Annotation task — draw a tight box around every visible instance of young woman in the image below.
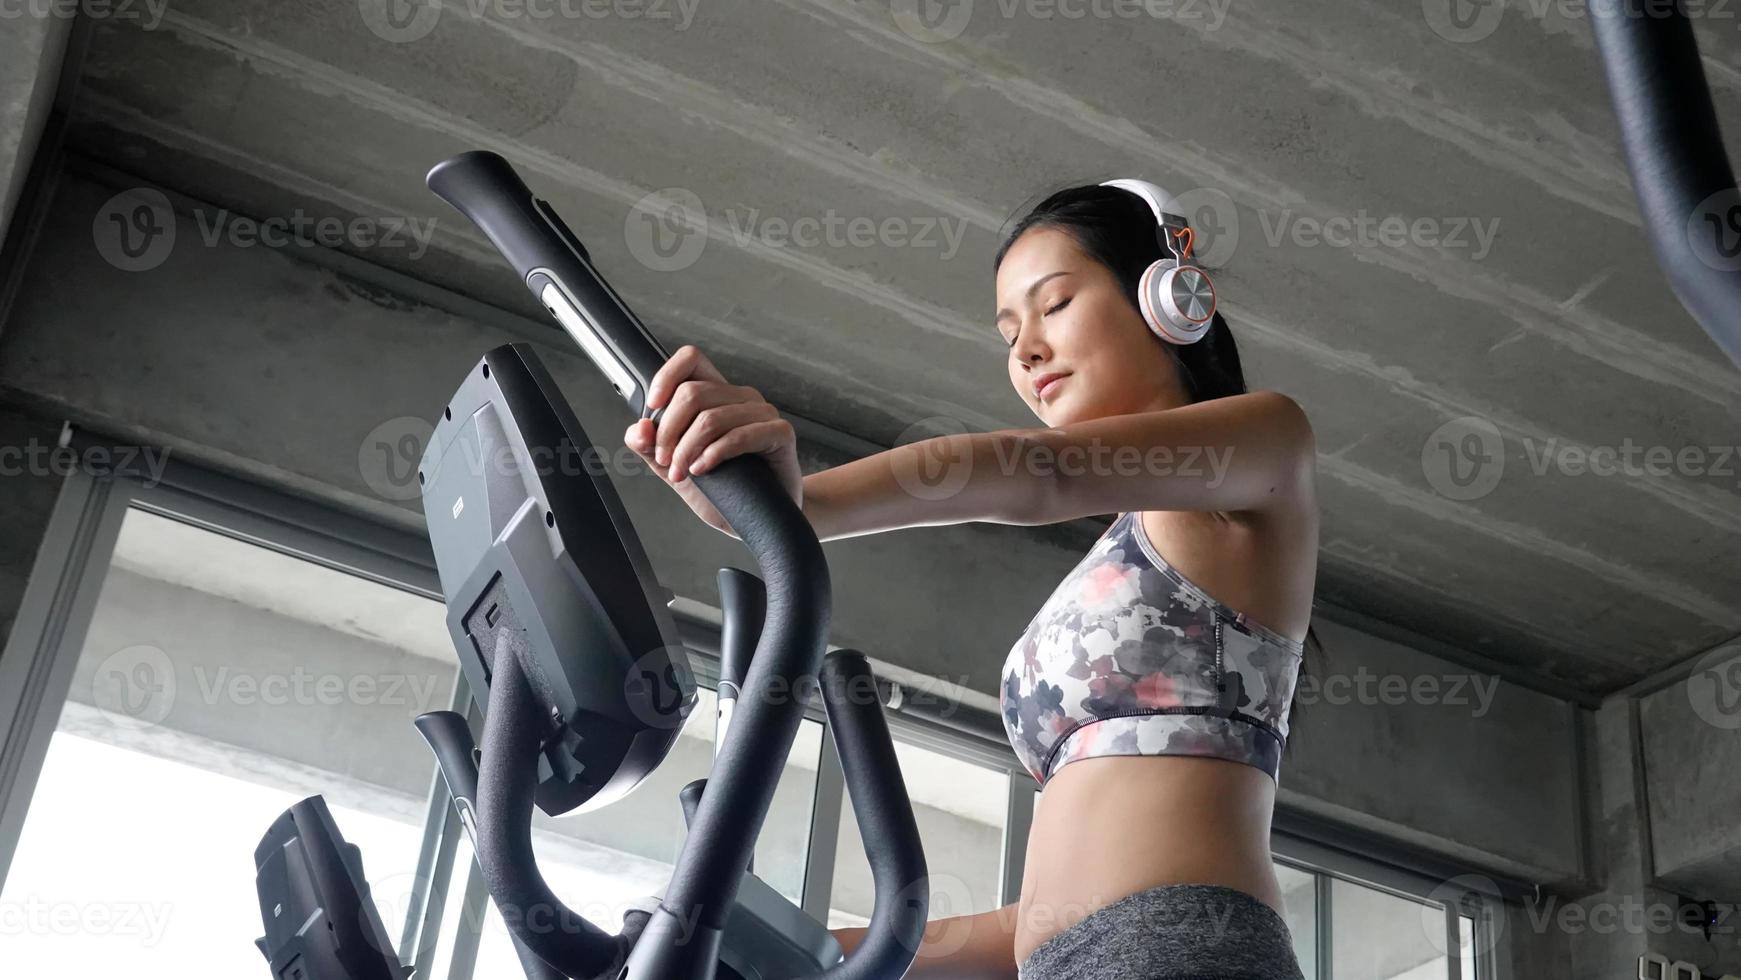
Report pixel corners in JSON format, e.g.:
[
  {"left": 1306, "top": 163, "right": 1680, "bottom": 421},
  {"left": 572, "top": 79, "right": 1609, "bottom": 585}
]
[{"left": 622, "top": 182, "right": 1319, "bottom": 980}]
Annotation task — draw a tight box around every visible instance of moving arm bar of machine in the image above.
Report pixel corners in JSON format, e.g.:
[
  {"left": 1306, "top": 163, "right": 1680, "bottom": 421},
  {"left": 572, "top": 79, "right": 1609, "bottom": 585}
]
[{"left": 1591, "top": 1, "right": 1741, "bottom": 369}]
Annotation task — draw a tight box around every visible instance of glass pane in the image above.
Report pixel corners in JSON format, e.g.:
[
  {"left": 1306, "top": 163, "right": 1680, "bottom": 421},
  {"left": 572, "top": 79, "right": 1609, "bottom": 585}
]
[
  {"left": 466, "top": 685, "right": 825, "bottom": 972},
  {"left": 1275, "top": 861, "right": 1318, "bottom": 980},
  {"left": 757, "top": 717, "right": 823, "bottom": 905},
  {"left": 1457, "top": 915, "right": 1477, "bottom": 980},
  {"left": 0, "top": 508, "right": 457, "bottom": 978},
  {"left": 829, "top": 742, "right": 1009, "bottom": 928},
  {"left": 1330, "top": 878, "right": 1449, "bottom": 980}
]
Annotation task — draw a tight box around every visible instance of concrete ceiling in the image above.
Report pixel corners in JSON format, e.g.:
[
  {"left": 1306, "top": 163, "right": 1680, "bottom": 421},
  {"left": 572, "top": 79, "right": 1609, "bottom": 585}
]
[{"left": 50, "top": 0, "right": 1741, "bottom": 696}]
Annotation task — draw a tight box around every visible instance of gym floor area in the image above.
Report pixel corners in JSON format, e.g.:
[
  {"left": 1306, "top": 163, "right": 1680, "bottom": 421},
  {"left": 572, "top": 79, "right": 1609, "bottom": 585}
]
[{"left": 0, "top": 3, "right": 1738, "bottom": 980}]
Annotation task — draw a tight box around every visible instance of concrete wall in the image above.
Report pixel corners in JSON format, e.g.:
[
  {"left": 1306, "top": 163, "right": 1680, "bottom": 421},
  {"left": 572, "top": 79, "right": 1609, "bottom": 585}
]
[
  {"left": 0, "top": 10, "right": 71, "bottom": 240},
  {"left": 1457, "top": 694, "right": 1741, "bottom": 980},
  {"left": 1281, "top": 617, "right": 1582, "bottom": 886},
  {"left": 1640, "top": 659, "right": 1741, "bottom": 904},
  {"left": 1562, "top": 701, "right": 1741, "bottom": 980}
]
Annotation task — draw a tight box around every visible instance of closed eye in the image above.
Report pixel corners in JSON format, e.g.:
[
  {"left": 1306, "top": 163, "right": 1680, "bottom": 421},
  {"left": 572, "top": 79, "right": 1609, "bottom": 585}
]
[{"left": 1004, "top": 298, "right": 1072, "bottom": 348}]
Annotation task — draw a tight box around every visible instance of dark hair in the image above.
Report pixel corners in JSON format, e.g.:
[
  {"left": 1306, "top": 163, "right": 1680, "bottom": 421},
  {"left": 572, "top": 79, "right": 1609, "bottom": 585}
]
[
  {"left": 993, "top": 182, "right": 1247, "bottom": 405},
  {"left": 996, "top": 181, "right": 1322, "bottom": 743}
]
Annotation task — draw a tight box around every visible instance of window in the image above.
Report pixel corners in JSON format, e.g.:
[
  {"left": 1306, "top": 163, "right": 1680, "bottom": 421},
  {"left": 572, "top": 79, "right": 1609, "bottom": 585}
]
[
  {"left": 1276, "top": 860, "right": 1319, "bottom": 980},
  {"left": 0, "top": 508, "right": 457, "bottom": 978},
  {"left": 829, "top": 742, "right": 1009, "bottom": 929},
  {"left": 1331, "top": 877, "right": 1450, "bottom": 980},
  {"left": 1457, "top": 915, "right": 1478, "bottom": 980}
]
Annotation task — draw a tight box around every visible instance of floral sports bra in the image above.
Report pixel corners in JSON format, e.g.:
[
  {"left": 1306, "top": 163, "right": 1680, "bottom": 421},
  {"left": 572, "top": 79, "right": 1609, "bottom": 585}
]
[{"left": 999, "top": 511, "right": 1304, "bottom": 788}]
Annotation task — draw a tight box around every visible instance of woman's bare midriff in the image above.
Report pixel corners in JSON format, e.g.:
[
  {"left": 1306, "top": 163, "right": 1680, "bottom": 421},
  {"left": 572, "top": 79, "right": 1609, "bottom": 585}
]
[{"left": 1012, "top": 753, "right": 1284, "bottom": 967}]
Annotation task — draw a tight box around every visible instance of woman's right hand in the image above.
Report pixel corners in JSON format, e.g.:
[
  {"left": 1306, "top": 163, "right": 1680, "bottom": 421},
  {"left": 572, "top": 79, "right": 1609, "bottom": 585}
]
[{"left": 621, "top": 345, "right": 802, "bottom": 538}]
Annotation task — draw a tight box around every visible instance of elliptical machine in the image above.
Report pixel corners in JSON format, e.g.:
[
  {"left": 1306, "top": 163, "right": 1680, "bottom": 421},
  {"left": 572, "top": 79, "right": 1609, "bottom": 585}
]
[{"left": 252, "top": 153, "right": 929, "bottom": 980}]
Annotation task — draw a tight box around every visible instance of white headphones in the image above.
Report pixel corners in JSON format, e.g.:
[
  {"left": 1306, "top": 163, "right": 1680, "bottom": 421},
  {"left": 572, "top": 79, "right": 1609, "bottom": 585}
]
[{"left": 1099, "top": 179, "right": 1217, "bottom": 345}]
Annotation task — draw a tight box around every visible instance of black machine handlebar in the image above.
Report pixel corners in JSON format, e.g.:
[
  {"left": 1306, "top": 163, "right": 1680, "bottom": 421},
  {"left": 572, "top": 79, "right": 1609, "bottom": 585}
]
[
  {"left": 426, "top": 150, "right": 927, "bottom": 980},
  {"left": 426, "top": 152, "right": 671, "bottom": 420},
  {"left": 413, "top": 713, "right": 573, "bottom": 980},
  {"left": 1590, "top": 3, "right": 1741, "bottom": 369}
]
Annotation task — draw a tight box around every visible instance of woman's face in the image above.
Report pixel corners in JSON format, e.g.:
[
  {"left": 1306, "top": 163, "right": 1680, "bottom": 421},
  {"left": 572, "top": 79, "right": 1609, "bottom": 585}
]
[{"left": 994, "top": 226, "right": 1185, "bottom": 426}]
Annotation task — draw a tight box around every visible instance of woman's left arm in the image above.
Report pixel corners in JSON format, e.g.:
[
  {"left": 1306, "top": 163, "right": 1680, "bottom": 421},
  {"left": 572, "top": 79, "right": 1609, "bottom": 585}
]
[{"left": 1011, "top": 389, "right": 1316, "bottom": 524}]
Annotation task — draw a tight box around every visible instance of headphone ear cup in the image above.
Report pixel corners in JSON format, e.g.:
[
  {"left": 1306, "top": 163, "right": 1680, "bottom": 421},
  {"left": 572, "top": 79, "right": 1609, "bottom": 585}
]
[{"left": 1137, "top": 259, "right": 1217, "bottom": 345}]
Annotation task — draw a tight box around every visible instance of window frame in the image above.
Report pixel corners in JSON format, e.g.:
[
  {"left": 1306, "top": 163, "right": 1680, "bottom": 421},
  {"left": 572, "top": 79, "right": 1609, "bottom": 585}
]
[{"left": 1272, "top": 831, "right": 1505, "bottom": 980}]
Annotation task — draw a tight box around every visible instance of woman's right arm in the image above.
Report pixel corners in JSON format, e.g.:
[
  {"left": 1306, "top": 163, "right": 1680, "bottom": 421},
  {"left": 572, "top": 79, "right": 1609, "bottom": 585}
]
[
  {"left": 620, "top": 345, "right": 1051, "bottom": 543},
  {"left": 800, "top": 429, "right": 1054, "bottom": 543},
  {"left": 831, "top": 902, "right": 1020, "bottom": 979}
]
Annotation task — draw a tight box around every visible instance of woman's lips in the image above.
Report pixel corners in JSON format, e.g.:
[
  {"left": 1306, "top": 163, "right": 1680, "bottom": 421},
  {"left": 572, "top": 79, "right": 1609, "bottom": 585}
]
[{"left": 1037, "top": 375, "right": 1067, "bottom": 400}]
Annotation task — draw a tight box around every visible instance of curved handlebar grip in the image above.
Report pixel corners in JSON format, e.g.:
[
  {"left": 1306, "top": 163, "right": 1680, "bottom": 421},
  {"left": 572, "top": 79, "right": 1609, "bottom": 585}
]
[
  {"left": 1590, "top": 6, "right": 1741, "bottom": 369},
  {"left": 812, "top": 650, "right": 927, "bottom": 980},
  {"left": 474, "top": 643, "right": 628, "bottom": 979},
  {"left": 414, "top": 711, "right": 570, "bottom": 980},
  {"left": 426, "top": 150, "right": 673, "bottom": 419}
]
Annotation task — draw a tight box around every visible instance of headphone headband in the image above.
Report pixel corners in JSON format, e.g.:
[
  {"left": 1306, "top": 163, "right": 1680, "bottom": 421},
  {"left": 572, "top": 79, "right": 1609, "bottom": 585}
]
[
  {"left": 1100, "top": 178, "right": 1194, "bottom": 262},
  {"left": 1097, "top": 178, "right": 1217, "bottom": 345}
]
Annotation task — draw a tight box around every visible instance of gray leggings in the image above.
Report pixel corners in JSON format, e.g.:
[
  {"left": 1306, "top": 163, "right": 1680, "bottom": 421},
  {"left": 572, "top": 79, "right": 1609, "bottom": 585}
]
[{"left": 1016, "top": 883, "right": 1307, "bottom": 980}]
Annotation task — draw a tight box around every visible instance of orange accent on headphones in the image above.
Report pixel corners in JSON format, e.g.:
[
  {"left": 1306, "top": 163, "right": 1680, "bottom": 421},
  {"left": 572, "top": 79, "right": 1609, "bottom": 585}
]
[{"left": 1171, "top": 227, "right": 1197, "bottom": 261}]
